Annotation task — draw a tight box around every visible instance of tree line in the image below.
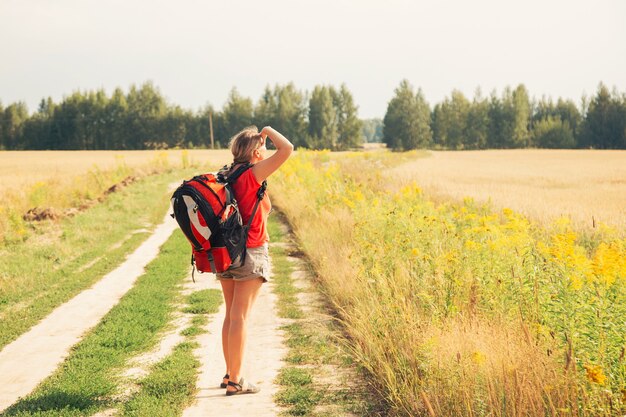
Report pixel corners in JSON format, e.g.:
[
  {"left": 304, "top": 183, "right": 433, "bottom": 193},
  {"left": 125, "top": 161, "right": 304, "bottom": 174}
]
[
  {"left": 383, "top": 80, "right": 626, "bottom": 150},
  {"left": 0, "top": 82, "right": 366, "bottom": 151},
  {"left": 1, "top": 80, "right": 624, "bottom": 151}
]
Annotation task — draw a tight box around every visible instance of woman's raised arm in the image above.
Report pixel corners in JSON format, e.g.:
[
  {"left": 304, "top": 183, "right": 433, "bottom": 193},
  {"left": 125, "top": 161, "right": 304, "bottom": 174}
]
[{"left": 251, "top": 126, "right": 293, "bottom": 183}]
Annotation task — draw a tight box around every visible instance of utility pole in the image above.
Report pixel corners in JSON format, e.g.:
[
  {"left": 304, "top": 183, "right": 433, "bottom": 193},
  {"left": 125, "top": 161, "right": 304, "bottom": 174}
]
[{"left": 209, "top": 112, "right": 215, "bottom": 149}]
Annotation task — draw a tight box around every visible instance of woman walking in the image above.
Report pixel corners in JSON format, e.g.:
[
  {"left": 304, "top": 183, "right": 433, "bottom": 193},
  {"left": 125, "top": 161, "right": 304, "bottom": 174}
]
[{"left": 217, "top": 126, "right": 293, "bottom": 396}]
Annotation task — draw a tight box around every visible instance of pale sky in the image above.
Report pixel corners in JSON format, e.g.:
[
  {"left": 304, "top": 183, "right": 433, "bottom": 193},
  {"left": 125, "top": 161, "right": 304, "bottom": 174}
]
[{"left": 1, "top": 0, "right": 625, "bottom": 119}]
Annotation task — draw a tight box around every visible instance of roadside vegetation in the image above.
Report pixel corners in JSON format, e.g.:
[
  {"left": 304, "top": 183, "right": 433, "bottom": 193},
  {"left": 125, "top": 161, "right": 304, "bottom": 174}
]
[
  {"left": 1, "top": 230, "right": 222, "bottom": 417},
  {"left": 268, "top": 215, "right": 378, "bottom": 416},
  {"left": 0, "top": 153, "right": 217, "bottom": 350},
  {"left": 271, "top": 151, "right": 626, "bottom": 417}
]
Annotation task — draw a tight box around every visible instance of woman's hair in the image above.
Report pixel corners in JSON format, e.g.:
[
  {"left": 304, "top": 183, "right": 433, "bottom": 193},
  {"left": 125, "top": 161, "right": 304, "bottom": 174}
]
[{"left": 229, "top": 126, "right": 264, "bottom": 163}]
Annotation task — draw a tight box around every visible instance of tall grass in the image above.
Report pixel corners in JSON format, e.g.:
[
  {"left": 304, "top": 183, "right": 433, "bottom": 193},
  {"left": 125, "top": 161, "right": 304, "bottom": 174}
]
[
  {"left": 270, "top": 151, "right": 626, "bottom": 416},
  {"left": 0, "top": 149, "right": 226, "bottom": 243}
]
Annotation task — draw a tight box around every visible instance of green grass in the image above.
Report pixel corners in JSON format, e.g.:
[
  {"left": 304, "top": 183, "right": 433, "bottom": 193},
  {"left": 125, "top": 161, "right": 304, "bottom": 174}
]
[
  {"left": 121, "top": 342, "right": 200, "bottom": 417},
  {"left": 268, "top": 214, "right": 377, "bottom": 417},
  {"left": 120, "top": 289, "right": 221, "bottom": 417},
  {"left": 0, "top": 169, "right": 200, "bottom": 351},
  {"left": 275, "top": 368, "right": 320, "bottom": 416},
  {"left": 182, "top": 289, "right": 222, "bottom": 314},
  {"left": 1, "top": 230, "right": 194, "bottom": 416}
]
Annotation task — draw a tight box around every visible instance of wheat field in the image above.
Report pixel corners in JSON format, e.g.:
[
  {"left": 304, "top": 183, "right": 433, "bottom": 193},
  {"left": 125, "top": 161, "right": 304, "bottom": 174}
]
[
  {"left": 0, "top": 149, "right": 231, "bottom": 191},
  {"left": 387, "top": 149, "right": 626, "bottom": 231}
]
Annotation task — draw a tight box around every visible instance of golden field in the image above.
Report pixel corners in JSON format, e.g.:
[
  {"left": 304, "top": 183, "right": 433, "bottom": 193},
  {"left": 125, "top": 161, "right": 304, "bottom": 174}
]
[
  {"left": 1, "top": 148, "right": 625, "bottom": 415},
  {"left": 2, "top": 148, "right": 623, "bottom": 232},
  {"left": 0, "top": 149, "right": 231, "bottom": 242},
  {"left": 0, "top": 149, "right": 231, "bottom": 191},
  {"left": 387, "top": 149, "right": 626, "bottom": 231}
]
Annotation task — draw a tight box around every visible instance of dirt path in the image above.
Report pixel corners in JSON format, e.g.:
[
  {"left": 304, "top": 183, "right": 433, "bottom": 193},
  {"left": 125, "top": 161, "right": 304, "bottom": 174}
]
[
  {"left": 0, "top": 210, "right": 178, "bottom": 413},
  {"left": 182, "top": 251, "right": 289, "bottom": 417}
]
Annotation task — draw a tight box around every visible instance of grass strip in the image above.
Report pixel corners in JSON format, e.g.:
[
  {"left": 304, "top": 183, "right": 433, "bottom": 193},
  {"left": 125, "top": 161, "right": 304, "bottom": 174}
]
[
  {"left": 268, "top": 214, "right": 376, "bottom": 417},
  {"left": 120, "top": 289, "right": 222, "bottom": 417},
  {"left": 0, "top": 168, "right": 199, "bottom": 350},
  {"left": 1, "top": 230, "right": 192, "bottom": 416}
]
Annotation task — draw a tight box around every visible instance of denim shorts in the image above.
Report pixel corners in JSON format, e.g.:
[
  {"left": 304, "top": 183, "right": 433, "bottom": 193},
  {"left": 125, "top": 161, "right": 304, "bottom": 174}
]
[{"left": 216, "top": 244, "right": 270, "bottom": 283}]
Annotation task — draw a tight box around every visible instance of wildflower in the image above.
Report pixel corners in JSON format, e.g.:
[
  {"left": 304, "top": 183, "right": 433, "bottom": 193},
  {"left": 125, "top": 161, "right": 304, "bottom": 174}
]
[
  {"left": 583, "top": 364, "right": 606, "bottom": 385},
  {"left": 470, "top": 351, "right": 486, "bottom": 365},
  {"left": 568, "top": 274, "right": 583, "bottom": 290},
  {"left": 341, "top": 197, "right": 355, "bottom": 209},
  {"left": 464, "top": 240, "right": 479, "bottom": 250},
  {"left": 592, "top": 241, "right": 624, "bottom": 286},
  {"left": 411, "top": 248, "right": 420, "bottom": 257}
]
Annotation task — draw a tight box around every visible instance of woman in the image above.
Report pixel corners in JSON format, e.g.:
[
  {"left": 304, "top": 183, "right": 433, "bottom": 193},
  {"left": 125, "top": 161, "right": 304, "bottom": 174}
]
[{"left": 216, "top": 126, "right": 293, "bottom": 396}]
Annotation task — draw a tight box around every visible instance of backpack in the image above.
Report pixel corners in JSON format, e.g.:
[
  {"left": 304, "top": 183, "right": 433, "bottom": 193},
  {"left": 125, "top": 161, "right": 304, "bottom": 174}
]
[{"left": 170, "top": 163, "right": 266, "bottom": 281}]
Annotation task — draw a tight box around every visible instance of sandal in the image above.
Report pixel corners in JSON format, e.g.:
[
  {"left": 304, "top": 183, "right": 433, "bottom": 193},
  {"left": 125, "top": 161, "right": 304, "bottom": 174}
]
[
  {"left": 225, "top": 377, "right": 260, "bottom": 396},
  {"left": 220, "top": 373, "right": 230, "bottom": 389}
]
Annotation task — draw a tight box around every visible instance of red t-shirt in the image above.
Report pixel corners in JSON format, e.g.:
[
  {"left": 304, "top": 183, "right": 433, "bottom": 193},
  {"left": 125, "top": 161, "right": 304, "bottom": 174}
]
[{"left": 232, "top": 168, "right": 271, "bottom": 248}]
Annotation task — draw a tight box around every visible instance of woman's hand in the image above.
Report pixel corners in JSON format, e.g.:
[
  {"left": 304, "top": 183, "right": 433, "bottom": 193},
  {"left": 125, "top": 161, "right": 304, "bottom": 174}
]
[
  {"left": 260, "top": 126, "right": 272, "bottom": 141},
  {"left": 251, "top": 126, "right": 293, "bottom": 183}
]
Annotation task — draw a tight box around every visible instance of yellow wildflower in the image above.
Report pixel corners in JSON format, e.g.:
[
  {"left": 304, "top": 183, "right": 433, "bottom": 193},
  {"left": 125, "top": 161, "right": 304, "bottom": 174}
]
[
  {"left": 342, "top": 197, "right": 355, "bottom": 209},
  {"left": 464, "top": 240, "right": 479, "bottom": 250},
  {"left": 470, "top": 351, "right": 486, "bottom": 365},
  {"left": 592, "top": 241, "right": 625, "bottom": 286},
  {"left": 568, "top": 274, "right": 583, "bottom": 290},
  {"left": 583, "top": 364, "right": 606, "bottom": 385}
]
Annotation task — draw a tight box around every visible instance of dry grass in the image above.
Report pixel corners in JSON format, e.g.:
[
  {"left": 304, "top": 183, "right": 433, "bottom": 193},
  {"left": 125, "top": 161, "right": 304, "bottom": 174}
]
[
  {"left": 0, "top": 149, "right": 231, "bottom": 191},
  {"left": 386, "top": 149, "right": 626, "bottom": 231},
  {"left": 271, "top": 151, "right": 626, "bottom": 416},
  {"left": 0, "top": 149, "right": 232, "bottom": 242}
]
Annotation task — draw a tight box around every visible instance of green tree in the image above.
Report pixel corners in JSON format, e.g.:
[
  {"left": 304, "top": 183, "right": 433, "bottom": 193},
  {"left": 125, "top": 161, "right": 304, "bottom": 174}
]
[
  {"left": 0, "top": 101, "right": 4, "bottom": 149},
  {"left": 383, "top": 80, "right": 431, "bottom": 150},
  {"left": 307, "top": 85, "right": 338, "bottom": 149},
  {"left": 511, "top": 84, "right": 531, "bottom": 147},
  {"left": 555, "top": 98, "right": 581, "bottom": 140},
  {"left": 22, "top": 97, "right": 56, "bottom": 149},
  {"left": 465, "top": 88, "right": 490, "bottom": 149},
  {"left": 103, "top": 88, "right": 129, "bottom": 149},
  {"left": 580, "top": 83, "right": 626, "bottom": 149},
  {"left": 431, "top": 89, "right": 469, "bottom": 149},
  {"left": 334, "top": 84, "right": 363, "bottom": 150},
  {"left": 2, "top": 102, "right": 30, "bottom": 149},
  {"left": 255, "top": 83, "right": 307, "bottom": 147},
  {"left": 533, "top": 117, "right": 576, "bottom": 148},
  {"left": 221, "top": 87, "right": 254, "bottom": 145},
  {"left": 487, "top": 88, "right": 515, "bottom": 148},
  {"left": 126, "top": 82, "right": 167, "bottom": 149},
  {"left": 532, "top": 96, "right": 581, "bottom": 148}
]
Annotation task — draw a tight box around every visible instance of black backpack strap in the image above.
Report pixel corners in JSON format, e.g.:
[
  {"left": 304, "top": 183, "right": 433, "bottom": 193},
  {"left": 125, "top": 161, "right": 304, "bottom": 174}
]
[
  {"left": 239, "top": 180, "right": 268, "bottom": 267},
  {"left": 246, "top": 180, "right": 267, "bottom": 230},
  {"left": 191, "top": 253, "right": 196, "bottom": 283},
  {"left": 225, "top": 163, "right": 252, "bottom": 184}
]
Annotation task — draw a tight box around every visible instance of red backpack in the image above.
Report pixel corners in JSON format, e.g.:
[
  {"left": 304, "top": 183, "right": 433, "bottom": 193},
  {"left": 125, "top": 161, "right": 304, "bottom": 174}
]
[{"left": 170, "top": 163, "right": 266, "bottom": 281}]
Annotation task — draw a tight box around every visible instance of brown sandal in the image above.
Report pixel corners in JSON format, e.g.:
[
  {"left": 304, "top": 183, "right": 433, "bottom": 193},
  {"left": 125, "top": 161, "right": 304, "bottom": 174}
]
[{"left": 225, "top": 377, "right": 260, "bottom": 396}]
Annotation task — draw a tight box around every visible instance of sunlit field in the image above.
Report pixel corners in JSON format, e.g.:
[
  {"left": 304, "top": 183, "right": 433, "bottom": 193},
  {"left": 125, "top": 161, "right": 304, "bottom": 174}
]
[
  {"left": 387, "top": 149, "right": 626, "bottom": 231},
  {"left": 0, "top": 149, "right": 230, "bottom": 190},
  {"left": 2, "top": 148, "right": 626, "bottom": 416},
  {"left": 271, "top": 150, "right": 626, "bottom": 417},
  {"left": 0, "top": 149, "right": 230, "bottom": 242}
]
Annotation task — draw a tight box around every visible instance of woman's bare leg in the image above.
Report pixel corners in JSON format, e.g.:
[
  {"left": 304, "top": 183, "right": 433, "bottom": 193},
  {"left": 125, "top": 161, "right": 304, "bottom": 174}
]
[
  {"left": 226, "top": 277, "right": 263, "bottom": 391},
  {"left": 219, "top": 279, "right": 236, "bottom": 385}
]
